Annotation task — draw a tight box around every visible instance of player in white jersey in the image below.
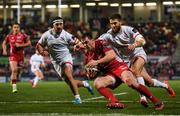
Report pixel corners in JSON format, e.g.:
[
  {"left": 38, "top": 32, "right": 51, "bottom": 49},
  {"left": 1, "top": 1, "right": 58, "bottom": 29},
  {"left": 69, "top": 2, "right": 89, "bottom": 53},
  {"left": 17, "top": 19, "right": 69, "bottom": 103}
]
[
  {"left": 29, "top": 50, "right": 45, "bottom": 88},
  {"left": 99, "top": 14, "right": 175, "bottom": 107},
  {"left": 36, "top": 17, "right": 94, "bottom": 104}
]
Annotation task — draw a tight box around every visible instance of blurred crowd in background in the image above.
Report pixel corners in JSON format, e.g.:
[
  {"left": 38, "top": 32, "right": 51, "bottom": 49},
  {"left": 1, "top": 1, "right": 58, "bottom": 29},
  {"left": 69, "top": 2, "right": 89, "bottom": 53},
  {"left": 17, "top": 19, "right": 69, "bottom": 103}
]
[{"left": 0, "top": 17, "right": 180, "bottom": 80}]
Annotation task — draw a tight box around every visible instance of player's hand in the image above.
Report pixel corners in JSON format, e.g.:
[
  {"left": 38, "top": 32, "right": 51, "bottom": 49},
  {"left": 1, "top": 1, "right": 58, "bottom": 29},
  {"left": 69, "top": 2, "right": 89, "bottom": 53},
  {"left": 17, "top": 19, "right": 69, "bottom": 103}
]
[
  {"left": 128, "top": 44, "right": 136, "bottom": 50},
  {"left": 15, "top": 43, "right": 23, "bottom": 48},
  {"left": 85, "top": 65, "right": 98, "bottom": 79},
  {"left": 86, "top": 60, "right": 98, "bottom": 68},
  {"left": 42, "top": 50, "right": 49, "bottom": 56},
  {"left": 2, "top": 50, "right": 7, "bottom": 55}
]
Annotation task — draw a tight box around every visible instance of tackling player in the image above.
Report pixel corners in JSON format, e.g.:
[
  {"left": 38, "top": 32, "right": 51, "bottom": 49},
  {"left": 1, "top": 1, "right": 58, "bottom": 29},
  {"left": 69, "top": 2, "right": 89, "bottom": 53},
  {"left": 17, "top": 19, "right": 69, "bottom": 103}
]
[
  {"left": 99, "top": 14, "right": 175, "bottom": 106},
  {"left": 36, "top": 17, "right": 93, "bottom": 104},
  {"left": 29, "top": 50, "right": 45, "bottom": 88},
  {"left": 2, "top": 23, "right": 31, "bottom": 93},
  {"left": 82, "top": 37, "right": 164, "bottom": 110}
]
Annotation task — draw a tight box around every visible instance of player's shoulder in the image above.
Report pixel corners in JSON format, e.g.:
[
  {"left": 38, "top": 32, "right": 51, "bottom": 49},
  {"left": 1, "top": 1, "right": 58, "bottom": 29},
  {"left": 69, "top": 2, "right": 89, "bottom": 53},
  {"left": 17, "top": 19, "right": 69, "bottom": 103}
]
[
  {"left": 98, "top": 33, "right": 111, "bottom": 40},
  {"left": 61, "top": 29, "right": 73, "bottom": 37},
  {"left": 45, "top": 29, "right": 51, "bottom": 35},
  {"left": 121, "top": 25, "right": 139, "bottom": 33},
  {"left": 41, "top": 29, "right": 52, "bottom": 38},
  {"left": 6, "top": 32, "right": 13, "bottom": 37},
  {"left": 121, "top": 25, "right": 134, "bottom": 31},
  {"left": 19, "top": 32, "right": 28, "bottom": 38},
  {"left": 95, "top": 39, "right": 109, "bottom": 46}
]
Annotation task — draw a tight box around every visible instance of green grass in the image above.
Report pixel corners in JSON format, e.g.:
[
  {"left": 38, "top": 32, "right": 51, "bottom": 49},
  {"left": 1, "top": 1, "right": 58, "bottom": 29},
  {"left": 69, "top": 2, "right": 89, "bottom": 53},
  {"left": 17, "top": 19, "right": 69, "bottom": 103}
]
[{"left": 0, "top": 80, "right": 180, "bottom": 115}]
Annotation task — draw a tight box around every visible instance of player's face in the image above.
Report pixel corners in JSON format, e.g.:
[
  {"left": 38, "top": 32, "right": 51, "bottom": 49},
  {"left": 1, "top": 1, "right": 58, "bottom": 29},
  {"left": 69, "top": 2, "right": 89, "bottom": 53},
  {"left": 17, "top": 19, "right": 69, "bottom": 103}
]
[
  {"left": 110, "top": 19, "right": 121, "bottom": 33},
  {"left": 83, "top": 39, "right": 94, "bottom": 51},
  {"left": 53, "top": 22, "right": 63, "bottom": 33},
  {"left": 12, "top": 24, "right": 20, "bottom": 34}
]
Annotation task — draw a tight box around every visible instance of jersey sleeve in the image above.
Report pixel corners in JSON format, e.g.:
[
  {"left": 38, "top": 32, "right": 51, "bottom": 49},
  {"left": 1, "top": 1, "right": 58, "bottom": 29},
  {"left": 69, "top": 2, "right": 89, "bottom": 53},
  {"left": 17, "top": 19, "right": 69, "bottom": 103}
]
[
  {"left": 96, "top": 40, "right": 112, "bottom": 53},
  {"left": 65, "top": 32, "right": 76, "bottom": 44},
  {"left": 98, "top": 33, "right": 111, "bottom": 41},
  {"left": 23, "top": 33, "right": 29, "bottom": 41},
  {"left": 38, "top": 33, "right": 47, "bottom": 47},
  {"left": 102, "top": 40, "right": 112, "bottom": 53}
]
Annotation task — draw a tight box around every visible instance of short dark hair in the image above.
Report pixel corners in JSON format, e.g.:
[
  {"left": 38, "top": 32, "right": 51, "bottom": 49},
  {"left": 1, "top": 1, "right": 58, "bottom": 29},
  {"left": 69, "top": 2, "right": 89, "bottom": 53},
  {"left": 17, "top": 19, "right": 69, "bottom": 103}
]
[
  {"left": 51, "top": 16, "right": 63, "bottom": 26},
  {"left": 13, "top": 22, "right": 20, "bottom": 26},
  {"left": 109, "top": 14, "right": 122, "bottom": 21}
]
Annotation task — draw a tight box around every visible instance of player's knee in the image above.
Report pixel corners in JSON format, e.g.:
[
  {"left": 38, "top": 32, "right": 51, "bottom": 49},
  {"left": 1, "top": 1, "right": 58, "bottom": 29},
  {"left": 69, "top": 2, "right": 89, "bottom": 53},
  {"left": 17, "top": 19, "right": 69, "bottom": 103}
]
[
  {"left": 131, "top": 68, "right": 142, "bottom": 76},
  {"left": 94, "top": 78, "right": 104, "bottom": 89},
  {"left": 123, "top": 76, "right": 133, "bottom": 86},
  {"left": 11, "top": 68, "right": 18, "bottom": 74}
]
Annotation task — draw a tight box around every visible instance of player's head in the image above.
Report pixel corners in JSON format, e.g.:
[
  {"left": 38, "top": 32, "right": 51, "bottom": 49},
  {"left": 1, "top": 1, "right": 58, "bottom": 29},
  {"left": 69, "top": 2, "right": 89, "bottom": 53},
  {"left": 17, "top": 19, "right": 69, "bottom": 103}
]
[
  {"left": 12, "top": 22, "right": 20, "bottom": 34},
  {"left": 82, "top": 36, "right": 95, "bottom": 51},
  {"left": 51, "top": 17, "right": 63, "bottom": 33},
  {"left": 109, "top": 14, "right": 122, "bottom": 33}
]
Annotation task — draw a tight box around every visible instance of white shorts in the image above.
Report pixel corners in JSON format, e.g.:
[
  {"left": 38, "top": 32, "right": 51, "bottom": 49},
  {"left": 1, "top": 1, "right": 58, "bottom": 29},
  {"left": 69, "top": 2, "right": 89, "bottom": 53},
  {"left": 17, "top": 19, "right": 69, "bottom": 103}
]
[
  {"left": 52, "top": 55, "right": 73, "bottom": 78},
  {"left": 31, "top": 65, "right": 41, "bottom": 73},
  {"left": 120, "top": 47, "right": 147, "bottom": 67},
  {"left": 131, "top": 47, "right": 147, "bottom": 63}
]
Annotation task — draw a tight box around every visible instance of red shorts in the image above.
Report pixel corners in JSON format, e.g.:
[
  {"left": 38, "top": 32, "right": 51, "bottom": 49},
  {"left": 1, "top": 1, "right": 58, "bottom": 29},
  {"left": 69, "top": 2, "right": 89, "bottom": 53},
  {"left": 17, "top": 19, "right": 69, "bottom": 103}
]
[
  {"left": 107, "top": 75, "right": 123, "bottom": 90},
  {"left": 9, "top": 54, "right": 24, "bottom": 66},
  {"left": 106, "top": 63, "right": 129, "bottom": 89},
  {"left": 108, "top": 63, "right": 129, "bottom": 78}
]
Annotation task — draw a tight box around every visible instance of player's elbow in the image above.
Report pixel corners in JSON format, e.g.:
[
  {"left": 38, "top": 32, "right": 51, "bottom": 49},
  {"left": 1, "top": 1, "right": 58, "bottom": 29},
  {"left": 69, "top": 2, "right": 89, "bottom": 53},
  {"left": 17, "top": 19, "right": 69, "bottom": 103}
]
[
  {"left": 106, "top": 50, "right": 116, "bottom": 60},
  {"left": 109, "top": 51, "right": 116, "bottom": 60},
  {"left": 28, "top": 41, "right": 32, "bottom": 46}
]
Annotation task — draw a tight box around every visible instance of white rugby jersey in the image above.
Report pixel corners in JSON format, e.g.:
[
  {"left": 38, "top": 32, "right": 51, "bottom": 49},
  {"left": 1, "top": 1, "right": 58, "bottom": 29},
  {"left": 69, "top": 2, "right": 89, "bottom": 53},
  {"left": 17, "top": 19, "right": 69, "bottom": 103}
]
[
  {"left": 38, "top": 29, "right": 75, "bottom": 63},
  {"left": 99, "top": 25, "right": 146, "bottom": 59},
  {"left": 30, "top": 53, "right": 44, "bottom": 69}
]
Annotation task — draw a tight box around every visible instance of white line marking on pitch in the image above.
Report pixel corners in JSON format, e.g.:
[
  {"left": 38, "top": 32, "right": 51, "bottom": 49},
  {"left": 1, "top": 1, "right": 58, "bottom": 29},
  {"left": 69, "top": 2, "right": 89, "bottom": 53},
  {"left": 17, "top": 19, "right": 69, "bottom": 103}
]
[
  {"left": 83, "top": 92, "right": 127, "bottom": 101},
  {"left": 0, "top": 91, "right": 179, "bottom": 104}
]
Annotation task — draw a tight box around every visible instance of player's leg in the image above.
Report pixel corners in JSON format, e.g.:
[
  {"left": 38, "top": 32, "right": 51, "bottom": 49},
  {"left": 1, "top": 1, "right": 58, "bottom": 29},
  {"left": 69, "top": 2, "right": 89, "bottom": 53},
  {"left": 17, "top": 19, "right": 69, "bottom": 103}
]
[
  {"left": 121, "top": 70, "right": 164, "bottom": 110},
  {"left": 141, "top": 67, "right": 175, "bottom": 97},
  {"left": 63, "top": 64, "right": 82, "bottom": 104},
  {"left": 130, "top": 57, "right": 148, "bottom": 106},
  {"left": 9, "top": 61, "right": 18, "bottom": 93},
  {"left": 75, "top": 80, "right": 94, "bottom": 95},
  {"left": 94, "top": 75, "right": 125, "bottom": 109},
  {"left": 31, "top": 70, "right": 44, "bottom": 88}
]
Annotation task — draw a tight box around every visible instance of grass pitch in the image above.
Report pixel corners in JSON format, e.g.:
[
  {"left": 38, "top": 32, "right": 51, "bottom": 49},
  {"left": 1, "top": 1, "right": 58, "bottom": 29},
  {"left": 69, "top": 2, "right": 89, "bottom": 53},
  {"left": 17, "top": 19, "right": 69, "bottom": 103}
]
[{"left": 0, "top": 80, "right": 180, "bottom": 115}]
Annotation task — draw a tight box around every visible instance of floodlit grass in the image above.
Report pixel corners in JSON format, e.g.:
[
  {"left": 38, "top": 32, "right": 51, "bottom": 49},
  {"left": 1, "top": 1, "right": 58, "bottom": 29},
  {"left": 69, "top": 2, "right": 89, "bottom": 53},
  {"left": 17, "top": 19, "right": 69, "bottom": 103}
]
[{"left": 0, "top": 80, "right": 180, "bottom": 115}]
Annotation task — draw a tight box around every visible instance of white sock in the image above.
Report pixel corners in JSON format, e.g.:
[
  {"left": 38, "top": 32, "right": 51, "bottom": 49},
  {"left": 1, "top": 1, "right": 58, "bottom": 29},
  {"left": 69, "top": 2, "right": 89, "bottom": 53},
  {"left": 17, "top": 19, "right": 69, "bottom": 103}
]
[
  {"left": 75, "top": 94, "right": 81, "bottom": 99},
  {"left": 82, "top": 81, "right": 89, "bottom": 87},
  {"left": 152, "top": 79, "right": 168, "bottom": 89},
  {"left": 137, "top": 77, "right": 146, "bottom": 99},
  {"left": 12, "top": 84, "right": 17, "bottom": 90},
  {"left": 137, "top": 77, "right": 145, "bottom": 85},
  {"left": 33, "top": 77, "right": 40, "bottom": 85}
]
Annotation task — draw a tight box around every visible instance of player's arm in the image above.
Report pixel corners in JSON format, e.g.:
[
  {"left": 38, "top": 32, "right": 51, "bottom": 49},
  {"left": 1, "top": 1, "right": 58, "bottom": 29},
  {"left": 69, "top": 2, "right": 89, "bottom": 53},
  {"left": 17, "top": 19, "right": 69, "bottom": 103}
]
[
  {"left": 2, "top": 36, "right": 8, "bottom": 55},
  {"left": 36, "top": 43, "right": 49, "bottom": 56},
  {"left": 40, "top": 57, "right": 46, "bottom": 68},
  {"left": 15, "top": 36, "right": 31, "bottom": 48},
  {"left": 128, "top": 36, "right": 146, "bottom": 50},
  {"left": 36, "top": 33, "right": 49, "bottom": 56},
  {"left": 23, "top": 37, "right": 31, "bottom": 47},
  {"left": 67, "top": 35, "right": 84, "bottom": 51},
  {"left": 86, "top": 50, "right": 116, "bottom": 68},
  {"left": 128, "top": 28, "right": 146, "bottom": 50}
]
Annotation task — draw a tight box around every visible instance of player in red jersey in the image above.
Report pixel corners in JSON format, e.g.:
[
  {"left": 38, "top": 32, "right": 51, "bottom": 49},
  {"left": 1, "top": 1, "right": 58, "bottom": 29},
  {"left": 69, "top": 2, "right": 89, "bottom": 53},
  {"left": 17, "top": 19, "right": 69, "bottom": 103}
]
[
  {"left": 2, "top": 23, "right": 31, "bottom": 93},
  {"left": 82, "top": 37, "right": 164, "bottom": 110}
]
